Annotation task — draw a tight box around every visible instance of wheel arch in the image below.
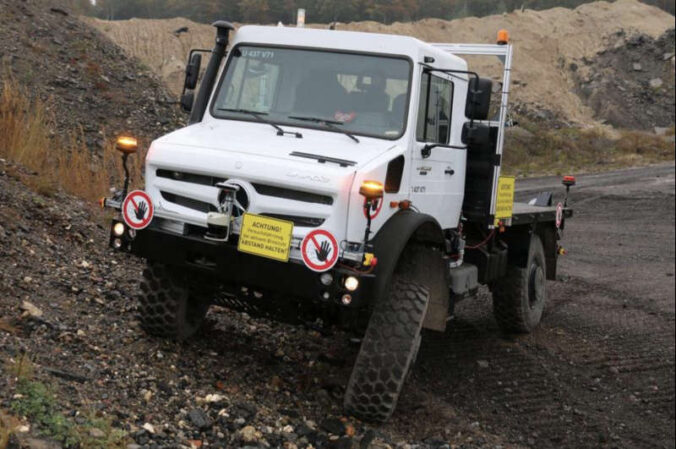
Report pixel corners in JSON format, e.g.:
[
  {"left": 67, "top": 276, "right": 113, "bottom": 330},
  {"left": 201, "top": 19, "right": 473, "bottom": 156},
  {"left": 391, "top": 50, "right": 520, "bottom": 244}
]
[{"left": 370, "top": 210, "right": 444, "bottom": 304}]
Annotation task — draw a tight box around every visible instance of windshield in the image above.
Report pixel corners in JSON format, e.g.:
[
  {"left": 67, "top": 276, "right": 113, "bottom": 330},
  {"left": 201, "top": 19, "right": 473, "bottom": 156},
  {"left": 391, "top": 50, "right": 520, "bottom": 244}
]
[{"left": 211, "top": 45, "right": 412, "bottom": 140}]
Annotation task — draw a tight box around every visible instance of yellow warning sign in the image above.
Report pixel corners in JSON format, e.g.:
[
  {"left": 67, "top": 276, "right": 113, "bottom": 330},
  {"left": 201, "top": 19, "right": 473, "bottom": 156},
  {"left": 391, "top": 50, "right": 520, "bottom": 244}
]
[
  {"left": 494, "top": 176, "right": 515, "bottom": 225},
  {"left": 238, "top": 213, "right": 294, "bottom": 262}
]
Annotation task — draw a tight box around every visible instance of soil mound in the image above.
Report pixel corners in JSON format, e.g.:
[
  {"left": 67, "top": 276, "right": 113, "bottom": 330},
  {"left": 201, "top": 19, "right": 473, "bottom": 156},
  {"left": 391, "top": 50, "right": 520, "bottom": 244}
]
[
  {"left": 573, "top": 28, "right": 675, "bottom": 130},
  {"left": 0, "top": 0, "right": 182, "bottom": 149}
]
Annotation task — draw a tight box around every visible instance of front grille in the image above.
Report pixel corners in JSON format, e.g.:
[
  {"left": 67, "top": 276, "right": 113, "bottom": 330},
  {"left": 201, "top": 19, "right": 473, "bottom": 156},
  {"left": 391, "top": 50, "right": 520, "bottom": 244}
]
[
  {"left": 161, "top": 192, "right": 216, "bottom": 213},
  {"left": 156, "top": 168, "right": 331, "bottom": 228},
  {"left": 157, "top": 169, "right": 225, "bottom": 186},
  {"left": 261, "top": 214, "right": 325, "bottom": 228},
  {"left": 252, "top": 183, "right": 333, "bottom": 205},
  {"left": 156, "top": 169, "right": 333, "bottom": 205}
]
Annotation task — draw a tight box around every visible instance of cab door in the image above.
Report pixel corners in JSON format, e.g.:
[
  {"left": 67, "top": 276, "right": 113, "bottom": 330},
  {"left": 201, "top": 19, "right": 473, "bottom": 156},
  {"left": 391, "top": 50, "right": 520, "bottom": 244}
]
[{"left": 410, "top": 70, "right": 465, "bottom": 229}]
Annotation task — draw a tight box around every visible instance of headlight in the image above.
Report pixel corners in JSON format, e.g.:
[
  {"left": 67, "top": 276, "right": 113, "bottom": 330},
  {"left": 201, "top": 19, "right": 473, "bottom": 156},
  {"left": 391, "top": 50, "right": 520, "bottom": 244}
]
[
  {"left": 344, "top": 276, "right": 359, "bottom": 292},
  {"left": 113, "top": 222, "right": 126, "bottom": 237}
]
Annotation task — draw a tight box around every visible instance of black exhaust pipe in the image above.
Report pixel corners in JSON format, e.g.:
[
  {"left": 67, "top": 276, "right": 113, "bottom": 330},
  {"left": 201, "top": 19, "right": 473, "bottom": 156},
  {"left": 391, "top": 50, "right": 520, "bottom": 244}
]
[{"left": 189, "top": 20, "right": 235, "bottom": 125}]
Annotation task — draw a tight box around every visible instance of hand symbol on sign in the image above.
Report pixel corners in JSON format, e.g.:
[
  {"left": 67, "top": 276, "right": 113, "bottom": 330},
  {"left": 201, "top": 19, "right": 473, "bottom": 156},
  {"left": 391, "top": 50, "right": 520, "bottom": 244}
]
[
  {"left": 315, "top": 241, "right": 332, "bottom": 262},
  {"left": 134, "top": 201, "right": 148, "bottom": 220}
]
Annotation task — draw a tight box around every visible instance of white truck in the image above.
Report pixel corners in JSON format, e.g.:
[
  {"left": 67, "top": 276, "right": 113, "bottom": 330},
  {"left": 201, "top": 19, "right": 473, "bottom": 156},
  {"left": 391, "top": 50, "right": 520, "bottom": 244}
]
[{"left": 102, "top": 22, "right": 574, "bottom": 422}]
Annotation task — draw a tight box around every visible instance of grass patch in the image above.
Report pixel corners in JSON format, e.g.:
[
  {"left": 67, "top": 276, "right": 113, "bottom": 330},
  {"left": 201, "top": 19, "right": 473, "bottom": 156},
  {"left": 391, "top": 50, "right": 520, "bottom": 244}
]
[
  {"left": 503, "top": 120, "right": 674, "bottom": 177},
  {"left": 0, "top": 411, "right": 20, "bottom": 449},
  {"left": 5, "top": 355, "right": 127, "bottom": 449},
  {"left": 10, "top": 380, "right": 128, "bottom": 449},
  {"left": 0, "top": 77, "right": 143, "bottom": 201}
]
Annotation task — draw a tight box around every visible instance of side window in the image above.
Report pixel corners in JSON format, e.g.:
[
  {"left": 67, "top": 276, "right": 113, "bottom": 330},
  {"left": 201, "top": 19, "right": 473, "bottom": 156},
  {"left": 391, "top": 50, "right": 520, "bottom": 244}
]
[{"left": 416, "top": 72, "right": 453, "bottom": 143}]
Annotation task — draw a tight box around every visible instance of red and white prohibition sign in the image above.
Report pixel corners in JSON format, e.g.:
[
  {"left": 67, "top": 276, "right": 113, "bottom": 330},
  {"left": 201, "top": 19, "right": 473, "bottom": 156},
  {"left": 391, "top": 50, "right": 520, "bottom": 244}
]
[
  {"left": 301, "top": 229, "right": 339, "bottom": 272},
  {"left": 363, "top": 197, "right": 383, "bottom": 220},
  {"left": 122, "top": 190, "right": 154, "bottom": 230}
]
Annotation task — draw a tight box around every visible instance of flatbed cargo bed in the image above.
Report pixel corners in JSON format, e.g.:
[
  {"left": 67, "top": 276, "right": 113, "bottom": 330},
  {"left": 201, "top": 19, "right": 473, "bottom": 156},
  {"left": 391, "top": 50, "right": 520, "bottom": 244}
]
[{"left": 510, "top": 202, "right": 573, "bottom": 225}]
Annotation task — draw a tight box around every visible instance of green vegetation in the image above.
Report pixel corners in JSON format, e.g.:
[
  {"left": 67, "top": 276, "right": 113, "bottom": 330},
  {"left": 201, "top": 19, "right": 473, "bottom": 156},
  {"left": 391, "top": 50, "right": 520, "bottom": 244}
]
[
  {"left": 4, "top": 355, "right": 128, "bottom": 449},
  {"left": 66, "top": 0, "right": 674, "bottom": 24},
  {"left": 503, "top": 120, "right": 675, "bottom": 177}
]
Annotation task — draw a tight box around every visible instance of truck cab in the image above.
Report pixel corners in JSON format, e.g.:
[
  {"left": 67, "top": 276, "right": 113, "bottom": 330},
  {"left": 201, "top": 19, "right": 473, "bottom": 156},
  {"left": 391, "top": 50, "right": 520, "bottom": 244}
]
[{"left": 103, "top": 22, "right": 573, "bottom": 423}]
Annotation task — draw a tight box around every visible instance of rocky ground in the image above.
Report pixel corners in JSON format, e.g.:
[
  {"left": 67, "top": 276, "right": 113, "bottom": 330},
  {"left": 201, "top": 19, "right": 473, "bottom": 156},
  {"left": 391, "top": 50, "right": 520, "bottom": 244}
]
[
  {"left": 573, "top": 28, "right": 676, "bottom": 130},
  {"left": 0, "top": 159, "right": 504, "bottom": 449},
  {"left": 1, "top": 160, "right": 674, "bottom": 449},
  {"left": 0, "top": 0, "right": 183, "bottom": 150}
]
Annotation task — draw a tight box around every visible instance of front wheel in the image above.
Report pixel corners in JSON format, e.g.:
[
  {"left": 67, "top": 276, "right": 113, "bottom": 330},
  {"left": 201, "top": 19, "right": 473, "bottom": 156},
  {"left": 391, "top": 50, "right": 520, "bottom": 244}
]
[
  {"left": 343, "top": 277, "right": 430, "bottom": 422},
  {"left": 492, "top": 234, "right": 547, "bottom": 333},
  {"left": 137, "top": 262, "right": 211, "bottom": 340}
]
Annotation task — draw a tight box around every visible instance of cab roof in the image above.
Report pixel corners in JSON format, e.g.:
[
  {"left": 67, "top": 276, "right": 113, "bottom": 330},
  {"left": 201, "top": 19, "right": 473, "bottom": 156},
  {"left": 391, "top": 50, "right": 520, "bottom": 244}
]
[{"left": 232, "top": 25, "right": 468, "bottom": 71}]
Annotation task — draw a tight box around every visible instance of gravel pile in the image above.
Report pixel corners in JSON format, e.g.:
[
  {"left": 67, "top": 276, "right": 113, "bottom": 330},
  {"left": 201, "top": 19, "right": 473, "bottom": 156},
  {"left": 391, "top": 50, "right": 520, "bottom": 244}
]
[
  {"left": 573, "top": 28, "right": 676, "bottom": 130},
  {"left": 0, "top": 0, "right": 183, "bottom": 150}
]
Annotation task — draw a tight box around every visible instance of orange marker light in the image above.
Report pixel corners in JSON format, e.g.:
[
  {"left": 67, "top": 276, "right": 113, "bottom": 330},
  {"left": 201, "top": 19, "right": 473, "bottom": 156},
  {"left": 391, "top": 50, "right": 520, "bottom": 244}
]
[
  {"left": 562, "top": 175, "right": 576, "bottom": 187},
  {"left": 359, "top": 180, "right": 384, "bottom": 199},
  {"left": 399, "top": 200, "right": 412, "bottom": 210},
  {"left": 116, "top": 136, "right": 138, "bottom": 154},
  {"left": 497, "top": 29, "right": 510, "bottom": 45}
]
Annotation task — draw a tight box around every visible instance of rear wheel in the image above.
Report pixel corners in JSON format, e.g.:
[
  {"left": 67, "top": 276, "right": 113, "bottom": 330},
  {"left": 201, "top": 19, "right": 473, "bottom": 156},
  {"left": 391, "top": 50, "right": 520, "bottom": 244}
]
[
  {"left": 137, "top": 262, "right": 211, "bottom": 340},
  {"left": 492, "top": 234, "right": 547, "bottom": 333},
  {"left": 344, "top": 276, "right": 430, "bottom": 422}
]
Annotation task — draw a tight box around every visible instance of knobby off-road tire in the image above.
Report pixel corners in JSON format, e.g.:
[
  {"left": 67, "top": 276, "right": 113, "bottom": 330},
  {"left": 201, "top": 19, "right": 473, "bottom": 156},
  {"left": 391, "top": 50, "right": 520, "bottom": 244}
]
[
  {"left": 492, "top": 234, "right": 547, "bottom": 333},
  {"left": 344, "top": 277, "right": 430, "bottom": 422},
  {"left": 137, "top": 262, "right": 211, "bottom": 340}
]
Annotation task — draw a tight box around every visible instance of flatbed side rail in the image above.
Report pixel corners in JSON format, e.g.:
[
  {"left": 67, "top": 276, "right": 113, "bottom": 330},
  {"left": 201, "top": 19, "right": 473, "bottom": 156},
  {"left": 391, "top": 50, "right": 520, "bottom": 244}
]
[{"left": 431, "top": 43, "right": 513, "bottom": 228}]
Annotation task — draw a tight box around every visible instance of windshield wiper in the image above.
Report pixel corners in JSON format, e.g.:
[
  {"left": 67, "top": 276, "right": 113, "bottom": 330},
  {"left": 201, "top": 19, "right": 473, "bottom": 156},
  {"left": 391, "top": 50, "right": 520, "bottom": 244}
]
[
  {"left": 288, "top": 115, "right": 360, "bottom": 143},
  {"left": 218, "top": 108, "right": 302, "bottom": 138}
]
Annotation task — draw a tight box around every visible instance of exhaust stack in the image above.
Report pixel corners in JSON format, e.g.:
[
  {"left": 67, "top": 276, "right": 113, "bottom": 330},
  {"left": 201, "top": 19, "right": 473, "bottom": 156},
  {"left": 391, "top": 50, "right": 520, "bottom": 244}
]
[{"left": 189, "top": 20, "right": 235, "bottom": 124}]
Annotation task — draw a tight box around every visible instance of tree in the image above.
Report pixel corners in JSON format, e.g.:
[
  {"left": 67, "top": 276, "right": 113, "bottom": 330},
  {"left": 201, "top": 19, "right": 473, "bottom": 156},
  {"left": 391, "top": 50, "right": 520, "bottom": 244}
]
[{"left": 239, "top": 0, "right": 271, "bottom": 22}]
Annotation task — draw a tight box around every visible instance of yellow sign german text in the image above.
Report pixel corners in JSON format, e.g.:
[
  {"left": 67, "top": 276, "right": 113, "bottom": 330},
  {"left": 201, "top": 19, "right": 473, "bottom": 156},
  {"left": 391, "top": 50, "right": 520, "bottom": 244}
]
[
  {"left": 495, "top": 176, "right": 515, "bottom": 225},
  {"left": 238, "top": 213, "right": 294, "bottom": 262}
]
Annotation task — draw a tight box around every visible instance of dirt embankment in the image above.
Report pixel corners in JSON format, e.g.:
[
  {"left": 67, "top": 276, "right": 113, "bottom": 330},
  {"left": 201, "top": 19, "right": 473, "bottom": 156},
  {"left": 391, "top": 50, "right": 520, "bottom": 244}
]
[
  {"left": 573, "top": 28, "right": 676, "bottom": 130},
  {"left": 84, "top": 0, "right": 675, "bottom": 129},
  {"left": 0, "top": 0, "right": 182, "bottom": 150}
]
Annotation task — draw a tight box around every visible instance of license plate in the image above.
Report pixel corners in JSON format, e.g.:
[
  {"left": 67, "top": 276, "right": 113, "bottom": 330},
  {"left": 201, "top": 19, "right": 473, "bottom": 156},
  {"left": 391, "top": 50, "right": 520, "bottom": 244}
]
[{"left": 237, "top": 213, "right": 294, "bottom": 262}]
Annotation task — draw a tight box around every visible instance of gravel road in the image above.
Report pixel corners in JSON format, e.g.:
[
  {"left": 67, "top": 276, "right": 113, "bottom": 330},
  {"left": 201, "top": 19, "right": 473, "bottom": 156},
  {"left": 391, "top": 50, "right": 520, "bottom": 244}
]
[
  {"left": 396, "top": 163, "right": 675, "bottom": 448},
  {"left": 1, "top": 162, "right": 673, "bottom": 449}
]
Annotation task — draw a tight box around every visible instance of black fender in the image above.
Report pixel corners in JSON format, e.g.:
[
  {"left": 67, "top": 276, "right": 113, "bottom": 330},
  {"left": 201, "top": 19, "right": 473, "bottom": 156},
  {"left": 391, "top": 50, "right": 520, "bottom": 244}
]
[
  {"left": 370, "top": 210, "right": 444, "bottom": 304},
  {"left": 501, "top": 222, "right": 558, "bottom": 280}
]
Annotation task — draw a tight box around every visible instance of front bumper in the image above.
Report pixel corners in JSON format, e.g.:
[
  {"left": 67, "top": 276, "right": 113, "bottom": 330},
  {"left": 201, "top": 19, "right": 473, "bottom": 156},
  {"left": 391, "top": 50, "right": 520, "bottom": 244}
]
[{"left": 110, "top": 220, "right": 371, "bottom": 306}]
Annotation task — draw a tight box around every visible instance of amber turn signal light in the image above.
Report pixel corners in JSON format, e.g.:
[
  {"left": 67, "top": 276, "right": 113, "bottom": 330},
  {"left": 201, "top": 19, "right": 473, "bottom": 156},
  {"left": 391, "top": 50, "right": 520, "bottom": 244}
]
[
  {"left": 359, "top": 180, "right": 384, "bottom": 200},
  {"left": 116, "top": 136, "right": 138, "bottom": 154}
]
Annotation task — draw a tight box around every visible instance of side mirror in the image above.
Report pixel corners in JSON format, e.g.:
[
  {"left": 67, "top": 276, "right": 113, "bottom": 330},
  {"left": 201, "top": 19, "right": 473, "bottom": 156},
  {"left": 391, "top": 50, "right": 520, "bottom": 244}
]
[
  {"left": 184, "top": 53, "right": 202, "bottom": 90},
  {"left": 465, "top": 77, "right": 492, "bottom": 120},
  {"left": 180, "top": 91, "right": 195, "bottom": 113},
  {"left": 461, "top": 122, "right": 491, "bottom": 147}
]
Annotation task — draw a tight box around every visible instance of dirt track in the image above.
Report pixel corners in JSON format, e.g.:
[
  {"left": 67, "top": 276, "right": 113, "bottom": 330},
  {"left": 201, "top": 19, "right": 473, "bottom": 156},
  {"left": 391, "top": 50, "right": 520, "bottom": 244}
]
[
  {"left": 0, "top": 163, "right": 674, "bottom": 449},
  {"left": 394, "top": 163, "right": 675, "bottom": 448}
]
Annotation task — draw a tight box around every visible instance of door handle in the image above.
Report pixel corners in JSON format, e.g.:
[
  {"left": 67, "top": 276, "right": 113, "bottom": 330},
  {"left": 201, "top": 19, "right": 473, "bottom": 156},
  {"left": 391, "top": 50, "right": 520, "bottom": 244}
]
[{"left": 445, "top": 168, "right": 455, "bottom": 176}]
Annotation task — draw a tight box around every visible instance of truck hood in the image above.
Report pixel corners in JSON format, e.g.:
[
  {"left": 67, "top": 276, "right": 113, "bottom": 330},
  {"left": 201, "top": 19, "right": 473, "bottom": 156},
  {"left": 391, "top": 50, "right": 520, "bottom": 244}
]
[
  {"left": 144, "top": 120, "right": 401, "bottom": 245},
  {"left": 154, "top": 119, "right": 397, "bottom": 168}
]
